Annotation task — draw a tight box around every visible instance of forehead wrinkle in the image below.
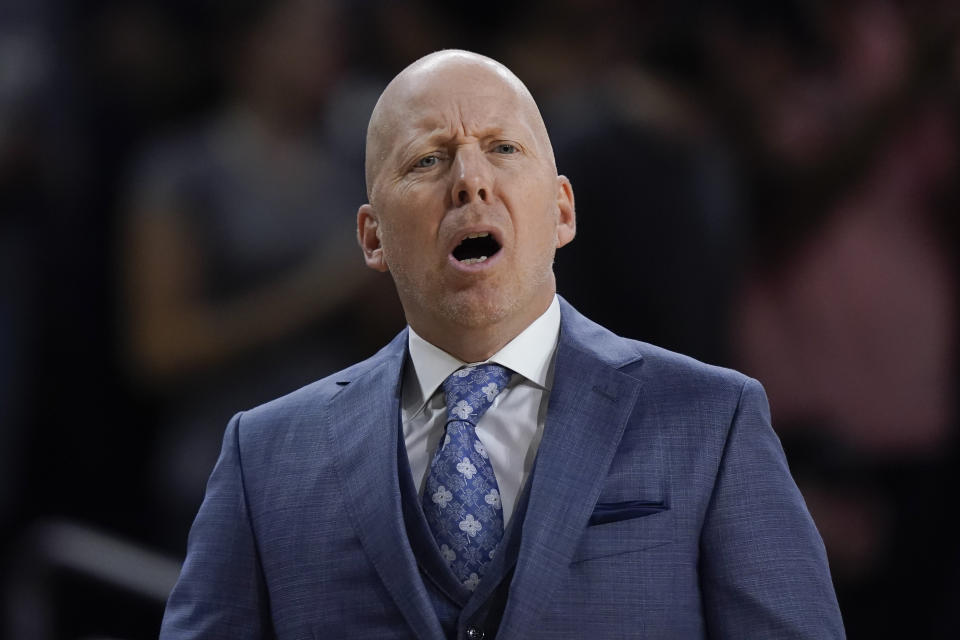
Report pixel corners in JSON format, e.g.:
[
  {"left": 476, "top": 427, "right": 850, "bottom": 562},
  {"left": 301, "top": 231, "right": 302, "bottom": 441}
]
[{"left": 421, "top": 89, "right": 543, "bottom": 149}]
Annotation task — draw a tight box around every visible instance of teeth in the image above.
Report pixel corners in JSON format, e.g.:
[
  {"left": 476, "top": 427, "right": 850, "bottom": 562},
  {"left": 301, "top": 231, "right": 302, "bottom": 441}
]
[
  {"left": 465, "top": 232, "right": 490, "bottom": 239},
  {"left": 460, "top": 256, "right": 489, "bottom": 265}
]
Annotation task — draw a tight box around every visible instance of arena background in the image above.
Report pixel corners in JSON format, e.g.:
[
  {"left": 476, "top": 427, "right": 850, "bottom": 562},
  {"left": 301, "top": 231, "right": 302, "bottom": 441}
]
[{"left": 1, "top": 0, "right": 957, "bottom": 637}]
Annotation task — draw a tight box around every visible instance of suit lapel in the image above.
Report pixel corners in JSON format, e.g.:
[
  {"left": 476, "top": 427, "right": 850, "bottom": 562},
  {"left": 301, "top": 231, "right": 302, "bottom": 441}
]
[
  {"left": 325, "top": 331, "right": 446, "bottom": 640},
  {"left": 496, "top": 303, "right": 644, "bottom": 637}
]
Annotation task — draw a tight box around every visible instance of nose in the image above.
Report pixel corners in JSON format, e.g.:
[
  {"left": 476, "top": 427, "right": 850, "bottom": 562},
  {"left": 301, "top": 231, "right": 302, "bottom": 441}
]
[{"left": 451, "top": 146, "right": 490, "bottom": 206}]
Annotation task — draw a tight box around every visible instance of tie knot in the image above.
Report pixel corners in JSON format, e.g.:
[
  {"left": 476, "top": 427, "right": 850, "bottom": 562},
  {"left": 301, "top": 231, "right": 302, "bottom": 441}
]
[{"left": 442, "top": 363, "right": 512, "bottom": 424}]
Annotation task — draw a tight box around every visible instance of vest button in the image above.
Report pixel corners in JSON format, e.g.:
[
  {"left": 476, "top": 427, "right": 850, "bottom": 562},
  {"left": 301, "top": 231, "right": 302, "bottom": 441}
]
[{"left": 466, "top": 627, "right": 485, "bottom": 640}]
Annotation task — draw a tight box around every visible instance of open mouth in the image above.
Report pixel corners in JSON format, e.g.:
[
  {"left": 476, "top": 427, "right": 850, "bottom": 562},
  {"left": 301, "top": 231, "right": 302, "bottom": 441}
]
[{"left": 451, "top": 232, "right": 501, "bottom": 265}]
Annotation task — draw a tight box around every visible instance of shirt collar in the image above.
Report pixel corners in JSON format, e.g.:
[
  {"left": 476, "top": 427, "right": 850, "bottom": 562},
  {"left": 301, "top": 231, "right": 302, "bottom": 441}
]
[{"left": 405, "top": 295, "right": 561, "bottom": 416}]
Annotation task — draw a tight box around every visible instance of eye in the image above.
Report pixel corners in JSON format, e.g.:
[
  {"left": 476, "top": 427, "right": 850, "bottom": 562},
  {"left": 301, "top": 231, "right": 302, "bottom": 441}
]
[
  {"left": 414, "top": 154, "right": 439, "bottom": 169},
  {"left": 493, "top": 143, "right": 518, "bottom": 154}
]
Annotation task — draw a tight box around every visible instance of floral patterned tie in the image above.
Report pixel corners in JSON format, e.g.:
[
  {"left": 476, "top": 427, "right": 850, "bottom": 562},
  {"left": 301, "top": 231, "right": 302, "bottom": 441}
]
[{"left": 422, "top": 363, "right": 512, "bottom": 591}]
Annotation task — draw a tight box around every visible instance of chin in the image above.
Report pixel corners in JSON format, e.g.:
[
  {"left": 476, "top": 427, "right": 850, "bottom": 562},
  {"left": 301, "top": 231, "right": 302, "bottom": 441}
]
[
  {"left": 437, "top": 289, "right": 516, "bottom": 329},
  {"left": 396, "top": 265, "right": 555, "bottom": 335},
  {"left": 437, "top": 278, "right": 552, "bottom": 332}
]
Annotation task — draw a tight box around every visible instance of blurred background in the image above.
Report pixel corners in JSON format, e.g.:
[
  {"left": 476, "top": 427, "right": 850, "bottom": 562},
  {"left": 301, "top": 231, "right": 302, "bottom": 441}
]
[{"left": 0, "top": 0, "right": 957, "bottom": 637}]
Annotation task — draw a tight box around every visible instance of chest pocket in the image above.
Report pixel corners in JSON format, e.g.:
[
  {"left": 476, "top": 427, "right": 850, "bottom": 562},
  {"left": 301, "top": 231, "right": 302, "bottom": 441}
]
[{"left": 571, "top": 507, "right": 674, "bottom": 563}]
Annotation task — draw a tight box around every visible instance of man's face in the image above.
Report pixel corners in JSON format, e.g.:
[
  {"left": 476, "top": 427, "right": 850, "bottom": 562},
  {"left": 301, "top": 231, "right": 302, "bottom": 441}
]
[{"left": 358, "top": 55, "right": 575, "bottom": 344}]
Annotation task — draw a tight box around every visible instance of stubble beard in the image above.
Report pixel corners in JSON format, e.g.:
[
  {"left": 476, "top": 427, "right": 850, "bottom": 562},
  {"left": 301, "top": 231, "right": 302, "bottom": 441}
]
[{"left": 390, "top": 247, "right": 557, "bottom": 336}]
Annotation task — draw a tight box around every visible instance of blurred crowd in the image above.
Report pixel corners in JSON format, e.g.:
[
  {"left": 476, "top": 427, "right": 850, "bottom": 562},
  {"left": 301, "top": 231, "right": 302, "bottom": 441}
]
[{"left": 1, "top": 0, "right": 957, "bottom": 637}]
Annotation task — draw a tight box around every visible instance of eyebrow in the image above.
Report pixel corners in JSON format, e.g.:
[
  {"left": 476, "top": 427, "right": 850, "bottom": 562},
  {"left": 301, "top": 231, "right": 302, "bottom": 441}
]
[{"left": 401, "top": 119, "right": 533, "bottom": 153}]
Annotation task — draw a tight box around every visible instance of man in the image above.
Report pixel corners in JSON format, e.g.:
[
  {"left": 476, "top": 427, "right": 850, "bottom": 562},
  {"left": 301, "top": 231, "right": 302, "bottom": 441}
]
[{"left": 160, "top": 50, "right": 845, "bottom": 639}]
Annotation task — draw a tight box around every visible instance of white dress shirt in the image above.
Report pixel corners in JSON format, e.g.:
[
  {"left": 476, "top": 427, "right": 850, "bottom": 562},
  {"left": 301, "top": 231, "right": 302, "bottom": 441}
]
[{"left": 402, "top": 295, "right": 560, "bottom": 526}]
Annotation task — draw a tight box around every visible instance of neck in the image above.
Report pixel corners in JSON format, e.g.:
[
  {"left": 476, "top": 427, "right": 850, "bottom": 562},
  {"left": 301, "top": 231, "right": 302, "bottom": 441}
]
[{"left": 408, "top": 296, "right": 554, "bottom": 363}]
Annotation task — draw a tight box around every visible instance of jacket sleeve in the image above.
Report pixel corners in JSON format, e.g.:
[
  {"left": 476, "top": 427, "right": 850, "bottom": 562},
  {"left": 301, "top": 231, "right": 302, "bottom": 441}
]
[
  {"left": 699, "top": 378, "right": 846, "bottom": 639},
  {"left": 159, "top": 412, "right": 275, "bottom": 639}
]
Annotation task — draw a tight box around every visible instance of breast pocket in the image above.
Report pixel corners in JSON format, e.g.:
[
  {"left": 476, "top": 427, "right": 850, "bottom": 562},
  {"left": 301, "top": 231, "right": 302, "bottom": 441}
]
[{"left": 571, "top": 507, "right": 674, "bottom": 563}]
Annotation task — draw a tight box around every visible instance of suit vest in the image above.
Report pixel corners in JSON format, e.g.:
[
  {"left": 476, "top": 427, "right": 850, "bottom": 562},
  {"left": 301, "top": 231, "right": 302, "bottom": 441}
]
[{"left": 397, "top": 425, "right": 533, "bottom": 640}]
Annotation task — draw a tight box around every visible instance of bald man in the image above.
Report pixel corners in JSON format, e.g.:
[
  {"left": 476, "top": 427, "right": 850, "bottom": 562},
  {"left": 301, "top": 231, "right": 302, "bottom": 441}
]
[{"left": 160, "top": 51, "right": 844, "bottom": 640}]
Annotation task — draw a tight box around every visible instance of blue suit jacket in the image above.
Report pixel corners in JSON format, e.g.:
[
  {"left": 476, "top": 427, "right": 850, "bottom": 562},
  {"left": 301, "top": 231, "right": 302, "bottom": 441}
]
[{"left": 160, "top": 299, "right": 844, "bottom": 639}]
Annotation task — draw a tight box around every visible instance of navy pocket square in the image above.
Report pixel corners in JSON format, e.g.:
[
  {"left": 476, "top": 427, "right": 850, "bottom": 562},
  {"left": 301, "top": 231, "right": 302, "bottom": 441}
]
[{"left": 589, "top": 500, "right": 668, "bottom": 526}]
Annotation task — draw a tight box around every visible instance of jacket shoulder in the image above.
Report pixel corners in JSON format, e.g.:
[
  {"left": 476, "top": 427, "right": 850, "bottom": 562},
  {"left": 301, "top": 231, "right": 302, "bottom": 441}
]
[
  {"left": 233, "top": 330, "right": 406, "bottom": 442},
  {"left": 559, "top": 296, "right": 753, "bottom": 400},
  {"left": 630, "top": 340, "right": 750, "bottom": 394}
]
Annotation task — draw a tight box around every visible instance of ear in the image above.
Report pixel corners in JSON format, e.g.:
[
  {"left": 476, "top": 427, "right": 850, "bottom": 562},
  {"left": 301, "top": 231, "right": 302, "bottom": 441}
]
[
  {"left": 357, "top": 204, "right": 389, "bottom": 272},
  {"left": 555, "top": 175, "right": 576, "bottom": 248}
]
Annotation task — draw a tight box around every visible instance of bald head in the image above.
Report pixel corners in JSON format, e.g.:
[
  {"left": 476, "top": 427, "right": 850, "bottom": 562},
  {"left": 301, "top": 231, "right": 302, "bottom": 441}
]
[{"left": 364, "top": 50, "right": 555, "bottom": 200}]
